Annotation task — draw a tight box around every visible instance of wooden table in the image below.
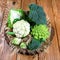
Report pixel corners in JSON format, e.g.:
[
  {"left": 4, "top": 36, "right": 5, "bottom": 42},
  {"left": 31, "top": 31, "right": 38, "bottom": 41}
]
[{"left": 0, "top": 0, "right": 60, "bottom": 60}]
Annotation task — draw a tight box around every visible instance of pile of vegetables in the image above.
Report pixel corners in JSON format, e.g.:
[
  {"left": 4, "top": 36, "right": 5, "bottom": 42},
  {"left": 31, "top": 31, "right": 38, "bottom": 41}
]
[{"left": 6, "top": 4, "right": 50, "bottom": 50}]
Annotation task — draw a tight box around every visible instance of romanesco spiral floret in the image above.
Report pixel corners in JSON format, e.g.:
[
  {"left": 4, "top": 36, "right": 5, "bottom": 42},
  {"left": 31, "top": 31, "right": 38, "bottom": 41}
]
[{"left": 31, "top": 24, "right": 50, "bottom": 40}]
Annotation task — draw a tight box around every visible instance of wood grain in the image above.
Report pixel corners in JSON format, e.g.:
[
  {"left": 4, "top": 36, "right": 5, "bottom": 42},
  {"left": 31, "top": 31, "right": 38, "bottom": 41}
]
[
  {"left": 0, "top": 0, "right": 7, "bottom": 31},
  {"left": 37, "top": 0, "right": 60, "bottom": 60},
  {"left": 52, "top": 0, "right": 60, "bottom": 52},
  {"left": 17, "top": 54, "right": 38, "bottom": 60},
  {"left": 21, "top": 0, "right": 36, "bottom": 10},
  {"left": 0, "top": 10, "right": 3, "bottom": 32}
]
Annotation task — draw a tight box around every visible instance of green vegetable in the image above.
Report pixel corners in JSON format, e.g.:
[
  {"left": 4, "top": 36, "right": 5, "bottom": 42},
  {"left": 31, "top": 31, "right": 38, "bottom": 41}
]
[
  {"left": 20, "top": 42, "right": 27, "bottom": 49},
  {"left": 27, "top": 38, "right": 43, "bottom": 50},
  {"left": 31, "top": 24, "right": 50, "bottom": 40},
  {"left": 7, "top": 13, "right": 13, "bottom": 28},
  {"left": 11, "top": 38, "right": 21, "bottom": 45},
  {"left": 6, "top": 32, "right": 15, "bottom": 35},
  {"left": 7, "top": 9, "right": 24, "bottom": 28},
  {"left": 13, "top": 18, "right": 20, "bottom": 24},
  {"left": 28, "top": 4, "right": 47, "bottom": 25}
]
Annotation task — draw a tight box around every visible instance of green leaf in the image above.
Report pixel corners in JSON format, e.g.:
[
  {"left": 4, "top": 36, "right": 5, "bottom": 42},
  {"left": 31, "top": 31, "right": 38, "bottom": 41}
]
[
  {"left": 28, "top": 4, "right": 47, "bottom": 25},
  {"left": 7, "top": 11, "right": 13, "bottom": 28},
  {"left": 6, "top": 32, "right": 15, "bottom": 35},
  {"left": 27, "top": 38, "right": 44, "bottom": 50},
  {"left": 13, "top": 18, "right": 21, "bottom": 24}
]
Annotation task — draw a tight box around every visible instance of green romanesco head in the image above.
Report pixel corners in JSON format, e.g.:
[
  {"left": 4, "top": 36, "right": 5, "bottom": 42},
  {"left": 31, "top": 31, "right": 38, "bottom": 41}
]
[{"left": 31, "top": 24, "right": 50, "bottom": 40}]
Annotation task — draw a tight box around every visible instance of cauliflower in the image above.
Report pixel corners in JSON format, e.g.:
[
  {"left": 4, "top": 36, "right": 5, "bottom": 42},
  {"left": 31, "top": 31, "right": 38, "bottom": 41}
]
[
  {"left": 7, "top": 9, "right": 24, "bottom": 28},
  {"left": 11, "top": 38, "right": 21, "bottom": 45},
  {"left": 10, "top": 9, "right": 20, "bottom": 24},
  {"left": 13, "top": 20, "right": 30, "bottom": 38},
  {"left": 9, "top": 9, "right": 24, "bottom": 24}
]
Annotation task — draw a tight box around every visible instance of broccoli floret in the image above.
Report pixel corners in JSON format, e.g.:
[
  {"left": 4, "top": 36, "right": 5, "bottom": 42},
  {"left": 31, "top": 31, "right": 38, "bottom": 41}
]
[
  {"left": 27, "top": 38, "right": 41, "bottom": 50},
  {"left": 28, "top": 4, "right": 47, "bottom": 25}
]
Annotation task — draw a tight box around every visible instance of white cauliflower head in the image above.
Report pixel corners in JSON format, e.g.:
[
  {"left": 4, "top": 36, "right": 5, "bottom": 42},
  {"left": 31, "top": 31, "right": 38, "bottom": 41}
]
[
  {"left": 13, "top": 20, "right": 30, "bottom": 38},
  {"left": 10, "top": 9, "right": 20, "bottom": 24}
]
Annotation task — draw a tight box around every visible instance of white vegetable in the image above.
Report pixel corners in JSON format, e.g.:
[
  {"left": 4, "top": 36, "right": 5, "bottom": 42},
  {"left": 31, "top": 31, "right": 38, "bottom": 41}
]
[
  {"left": 9, "top": 9, "right": 23, "bottom": 24},
  {"left": 13, "top": 20, "right": 30, "bottom": 38}
]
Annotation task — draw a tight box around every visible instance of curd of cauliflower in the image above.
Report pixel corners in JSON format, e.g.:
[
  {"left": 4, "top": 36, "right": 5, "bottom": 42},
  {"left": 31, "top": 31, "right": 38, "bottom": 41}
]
[{"left": 13, "top": 20, "right": 30, "bottom": 38}]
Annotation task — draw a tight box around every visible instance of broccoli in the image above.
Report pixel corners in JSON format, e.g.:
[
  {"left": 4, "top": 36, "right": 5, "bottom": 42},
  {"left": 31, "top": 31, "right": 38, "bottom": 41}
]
[
  {"left": 28, "top": 4, "right": 47, "bottom": 25},
  {"left": 27, "top": 38, "right": 43, "bottom": 50}
]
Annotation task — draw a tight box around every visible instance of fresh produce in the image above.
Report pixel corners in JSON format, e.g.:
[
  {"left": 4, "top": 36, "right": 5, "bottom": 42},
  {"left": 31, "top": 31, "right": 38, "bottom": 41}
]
[
  {"left": 31, "top": 24, "right": 50, "bottom": 40},
  {"left": 28, "top": 4, "right": 47, "bottom": 25},
  {"left": 13, "top": 20, "right": 30, "bottom": 38},
  {"left": 7, "top": 9, "right": 24, "bottom": 28},
  {"left": 6, "top": 4, "right": 50, "bottom": 51},
  {"left": 6, "top": 31, "right": 15, "bottom": 35},
  {"left": 11, "top": 38, "right": 21, "bottom": 45},
  {"left": 27, "top": 38, "right": 43, "bottom": 50},
  {"left": 20, "top": 42, "right": 27, "bottom": 49}
]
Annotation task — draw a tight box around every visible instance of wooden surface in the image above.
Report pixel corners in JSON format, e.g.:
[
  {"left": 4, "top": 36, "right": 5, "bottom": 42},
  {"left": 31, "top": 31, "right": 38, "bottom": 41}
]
[{"left": 0, "top": 0, "right": 60, "bottom": 60}]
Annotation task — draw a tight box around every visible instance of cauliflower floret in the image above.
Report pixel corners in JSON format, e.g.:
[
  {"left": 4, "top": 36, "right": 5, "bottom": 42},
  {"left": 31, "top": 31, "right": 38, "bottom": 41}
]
[
  {"left": 11, "top": 38, "right": 21, "bottom": 45},
  {"left": 10, "top": 10, "right": 20, "bottom": 24},
  {"left": 10, "top": 9, "right": 24, "bottom": 24},
  {"left": 13, "top": 20, "right": 30, "bottom": 38}
]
